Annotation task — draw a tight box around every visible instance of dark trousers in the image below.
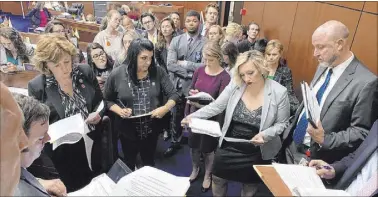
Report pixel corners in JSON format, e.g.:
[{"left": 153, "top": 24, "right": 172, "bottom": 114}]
[
  {"left": 170, "top": 96, "right": 186, "bottom": 144},
  {"left": 119, "top": 132, "right": 159, "bottom": 170}
]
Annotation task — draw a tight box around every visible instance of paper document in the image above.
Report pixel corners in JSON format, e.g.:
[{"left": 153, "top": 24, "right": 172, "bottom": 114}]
[
  {"left": 48, "top": 113, "right": 93, "bottom": 169},
  {"left": 8, "top": 87, "right": 28, "bottom": 96},
  {"left": 224, "top": 137, "right": 251, "bottom": 143},
  {"left": 110, "top": 166, "right": 190, "bottom": 196},
  {"left": 300, "top": 81, "right": 320, "bottom": 128},
  {"left": 87, "top": 101, "right": 104, "bottom": 120},
  {"left": 272, "top": 163, "right": 325, "bottom": 193},
  {"left": 186, "top": 92, "right": 214, "bottom": 105},
  {"left": 68, "top": 173, "right": 116, "bottom": 196},
  {"left": 189, "top": 118, "right": 222, "bottom": 137},
  {"left": 128, "top": 112, "right": 153, "bottom": 119},
  {"left": 293, "top": 187, "right": 351, "bottom": 196}
]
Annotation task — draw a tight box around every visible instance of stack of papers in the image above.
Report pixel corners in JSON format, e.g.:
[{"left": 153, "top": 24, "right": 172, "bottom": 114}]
[
  {"left": 186, "top": 92, "right": 214, "bottom": 105},
  {"left": 189, "top": 118, "right": 222, "bottom": 137},
  {"left": 300, "top": 81, "right": 320, "bottom": 128}
]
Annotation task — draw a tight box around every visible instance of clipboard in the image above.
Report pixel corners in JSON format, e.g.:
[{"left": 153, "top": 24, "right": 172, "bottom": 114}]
[{"left": 300, "top": 81, "right": 318, "bottom": 129}]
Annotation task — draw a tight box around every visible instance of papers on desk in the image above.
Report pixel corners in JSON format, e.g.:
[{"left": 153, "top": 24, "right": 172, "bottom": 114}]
[
  {"left": 300, "top": 81, "right": 320, "bottom": 128},
  {"left": 186, "top": 92, "right": 214, "bottom": 105},
  {"left": 48, "top": 113, "right": 93, "bottom": 169},
  {"left": 189, "top": 118, "right": 222, "bottom": 137},
  {"left": 69, "top": 165, "right": 190, "bottom": 196},
  {"left": 293, "top": 187, "right": 351, "bottom": 196}
]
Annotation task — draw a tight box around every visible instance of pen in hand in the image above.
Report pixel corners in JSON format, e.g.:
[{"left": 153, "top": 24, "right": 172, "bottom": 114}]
[{"left": 117, "top": 99, "right": 132, "bottom": 118}]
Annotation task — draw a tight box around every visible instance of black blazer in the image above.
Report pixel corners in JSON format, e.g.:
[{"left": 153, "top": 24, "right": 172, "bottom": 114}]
[
  {"left": 28, "top": 64, "right": 104, "bottom": 124},
  {"left": 331, "top": 120, "right": 378, "bottom": 194},
  {"left": 26, "top": 8, "right": 51, "bottom": 27},
  {"left": 155, "top": 46, "right": 168, "bottom": 73}
]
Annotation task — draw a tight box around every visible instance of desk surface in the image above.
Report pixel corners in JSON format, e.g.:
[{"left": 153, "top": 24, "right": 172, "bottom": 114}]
[
  {"left": 56, "top": 18, "right": 99, "bottom": 43},
  {"left": 0, "top": 71, "right": 39, "bottom": 89}
]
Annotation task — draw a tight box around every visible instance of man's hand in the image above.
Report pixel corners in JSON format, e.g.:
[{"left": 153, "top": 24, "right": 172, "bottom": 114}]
[
  {"left": 307, "top": 120, "right": 325, "bottom": 145},
  {"left": 309, "top": 160, "right": 336, "bottom": 179},
  {"left": 38, "top": 179, "right": 67, "bottom": 197}
]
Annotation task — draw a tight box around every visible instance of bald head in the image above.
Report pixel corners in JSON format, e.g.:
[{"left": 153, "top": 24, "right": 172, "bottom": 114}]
[{"left": 313, "top": 20, "right": 349, "bottom": 42}]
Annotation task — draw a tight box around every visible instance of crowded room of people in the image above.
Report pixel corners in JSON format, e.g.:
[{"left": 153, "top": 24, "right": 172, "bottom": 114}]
[{"left": 0, "top": 1, "right": 377, "bottom": 197}]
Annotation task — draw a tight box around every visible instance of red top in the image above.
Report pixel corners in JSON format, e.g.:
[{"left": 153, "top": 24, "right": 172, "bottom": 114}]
[{"left": 39, "top": 10, "right": 47, "bottom": 27}]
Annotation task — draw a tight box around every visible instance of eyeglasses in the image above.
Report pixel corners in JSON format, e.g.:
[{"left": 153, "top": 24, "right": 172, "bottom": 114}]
[{"left": 92, "top": 51, "right": 105, "bottom": 59}]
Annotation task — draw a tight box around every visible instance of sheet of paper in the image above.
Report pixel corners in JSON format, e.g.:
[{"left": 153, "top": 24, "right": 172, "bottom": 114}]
[
  {"left": 48, "top": 114, "right": 85, "bottom": 143},
  {"left": 189, "top": 118, "right": 222, "bottom": 137},
  {"left": 128, "top": 112, "right": 153, "bottom": 119},
  {"left": 86, "top": 101, "right": 104, "bottom": 121},
  {"left": 223, "top": 137, "right": 252, "bottom": 143},
  {"left": 293, "top": 187, "right": 351, "bottom": 197},
  {"left": 272, "top": 163, "right": 325, "bottom": 194},
  {"left": 301, "top": 82, "right": 320, "bottom": 124},
  {"left": 68, "top": 173, "right": 116, "bottom": 196},
  {"left": 111, "top": 166, "right": 190, "bottom": 196},
  {"left": 8, "top": 87, "right": 28, "bottom": 96}
]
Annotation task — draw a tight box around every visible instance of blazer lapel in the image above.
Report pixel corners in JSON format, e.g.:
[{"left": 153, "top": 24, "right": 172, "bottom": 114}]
[
  {"left": 260, "top": 80, "right": 272, "bottom": 131},
  {"left": 77, "top": 79, "right": 94, "bottom": 112},
  {"left": 45, "top": 84, "right": 65, "bottom": 119},
  {"left": 310, "top": 66, "right": 327, "bottom": 88},
  {"left": 320, "top": 60, "right": 357, "bottom": 119}
]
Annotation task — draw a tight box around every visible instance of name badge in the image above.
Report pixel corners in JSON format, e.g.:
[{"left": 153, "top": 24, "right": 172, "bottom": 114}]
[{"left": 195, "top": 51, "right": 202, "bottom": 63}]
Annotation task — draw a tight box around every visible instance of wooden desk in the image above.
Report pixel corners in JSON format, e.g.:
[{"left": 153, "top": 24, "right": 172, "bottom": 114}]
[
  {"left": 141, "top": 5, "right": 184, "bottom": 26},
  {"left": 56, "top": 18, "right": 100, "bottom": 43},
  {"left": 0, "top": 71, "right": 39, "bottom": 89},
  {"left": 19, "top": 32, "right": 89, "bottom": 52}
]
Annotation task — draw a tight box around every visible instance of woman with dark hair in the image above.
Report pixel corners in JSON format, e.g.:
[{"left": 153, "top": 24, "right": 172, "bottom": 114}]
[
  {"left": 0, "top": 27, "right": 34, "bottom": 70},
  {"left": 44, "top": 20, "right": 68, "bottom": 38},
  {"left": 221, "top": 41, "right": 239, "bottom": 73},
  {"left": 155, "top": 17, "right": 176, "bottom": 73},
  {"left": 87, "top": 43, "right": 114, "bottom": 91},
  {"left": 26, "top": 2, "right": 51, "bottom": 28},
  {"left": 104, "top": 38, "right": 179, "bottom": 170}
]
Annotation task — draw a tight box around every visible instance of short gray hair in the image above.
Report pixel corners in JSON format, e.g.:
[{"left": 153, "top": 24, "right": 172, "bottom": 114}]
[{"left": 13, "top": 93, "right": 50, "bottom": 136}]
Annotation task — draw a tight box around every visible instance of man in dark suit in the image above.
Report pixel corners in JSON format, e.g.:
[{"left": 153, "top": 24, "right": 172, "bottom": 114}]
[
  {"left": 309, "top": 120, "right": 378, "bottom": 196},
  {"left": 165, "top": 10, "right": 206, "bottom": 157},
  {"left": 12, "top": 94, "right": 67, "bottom": 197},
  {"left": 282, "top": 20, "right": 378, "bottom": 164},
  {"left": 169, "top": 12, "right": 184, "bottom": 35}
]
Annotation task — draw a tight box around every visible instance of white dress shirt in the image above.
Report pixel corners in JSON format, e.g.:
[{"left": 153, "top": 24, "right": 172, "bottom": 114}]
[{"left": 300, "top": 53, "right": 354, "bottom": 146}]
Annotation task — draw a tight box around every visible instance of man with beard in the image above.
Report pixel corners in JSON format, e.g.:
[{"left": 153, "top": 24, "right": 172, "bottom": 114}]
[
  {"left": 166, "top": 10, "right": 206, "bottom": 157},
  {"left": 201, "top": 3, "right": 219, "bottom": 36},
  {"left": 281, "top": 20, "right": 378, "bottom": 166},
  {"left": 13, "top": 94, "right": 67, "bottom": 197}
]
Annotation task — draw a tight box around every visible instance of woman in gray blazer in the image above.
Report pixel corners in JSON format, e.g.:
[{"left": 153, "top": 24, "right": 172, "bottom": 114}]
[{"left": 182, "top": 50, "right": 290, "bottom": 196}]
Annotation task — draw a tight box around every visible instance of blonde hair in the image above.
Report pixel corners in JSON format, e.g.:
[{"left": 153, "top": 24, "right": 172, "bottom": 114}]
[
  {"left": 233, "top": 50, "right": 269, "bottom": 86},
  {"left": 265, "top": 39, "right": 284, "bottom": 55},
  {"left": 203, "top": 41, "right": 223, "bottom": 65},
  {"left": 225, "top": 22, "right": 242, "bottom": 38},
  {"left": 205, "top": 2, "right": 219, "bottom": 13},
  {"left": 205, "top": 25, "right": 225, "bottom": 45},
  {"left": 33, "top": 34, "right": 76, "bottom": 75}
]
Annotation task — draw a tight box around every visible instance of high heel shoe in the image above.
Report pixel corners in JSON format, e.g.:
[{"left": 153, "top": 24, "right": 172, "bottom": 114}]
[
  {"left": 189, "top": 168, "right": 201, "bottom": 183},
  {"left": 201, "top": 176, "right": 212, "bottom": 193}
]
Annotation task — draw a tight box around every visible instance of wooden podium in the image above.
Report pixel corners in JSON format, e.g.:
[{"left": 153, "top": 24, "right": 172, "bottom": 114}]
[
  {"left": 0, "top": 71, "right": 39, "bottom": 89},
  {"left": 254, "top": 165, "right": 293, "bottom": 196}
]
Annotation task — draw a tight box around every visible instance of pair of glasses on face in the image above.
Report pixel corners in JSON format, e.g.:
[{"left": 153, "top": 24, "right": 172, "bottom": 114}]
[{"left": 92, "top": 51, "right": 105, "bottom": 60}]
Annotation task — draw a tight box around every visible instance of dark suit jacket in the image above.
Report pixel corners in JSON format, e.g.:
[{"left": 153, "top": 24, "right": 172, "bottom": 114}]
[
  {"left": 15, "top": 168, "right": 49, "bottom": 196},
  {"left": 283, "top": 57, "right": 378, "bottom": 164},
  {"left": 26, "top": 8, "right": 51, "bottom": 27},
  {"left": 331, "top": 120, "right": 378, "bottom": 194}
]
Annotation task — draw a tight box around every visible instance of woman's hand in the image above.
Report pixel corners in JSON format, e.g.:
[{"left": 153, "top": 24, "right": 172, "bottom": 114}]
[
  {"left": 151, "top": 106, "right": 169, "bottom": 119},
  {"left": 250, "top": 133, "right": 265, "bottom": 146},
  {"left": 85, "top": 112, "right": 101, "bottom": 125},
  {"left": 118, "top": 108, "right": 132, "bottom": 119},
  {"left": 309, "top": 160, "right": 336, "bottom": 179},
  {"left": 181, "top": 116, "right": 192, "bottom": 127},
  {"left": 189, "top": 89, "right": 199, "bottom": 96},
  {"left": 189, "top": 101, "right": 203, "bottom": 108}
]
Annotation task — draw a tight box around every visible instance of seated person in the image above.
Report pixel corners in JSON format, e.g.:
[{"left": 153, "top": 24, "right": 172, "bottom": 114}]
[
  {"left": 26, "top": 2, "right": 51, "bottom": 29},
  {"left": 309, "top": 120, "right": 378, "bottom": 196},
  {"left": 86, "top": 14, "right": 96, "bottom": 23},
  {"left": 0, "top": 82, "right": 29, "bottom": 196},
  {"left": 0, "top": 27, "right": 34, "bottom": 71},
  {"left": 13, "top": 94, "right": 67, "bottom": 197}
]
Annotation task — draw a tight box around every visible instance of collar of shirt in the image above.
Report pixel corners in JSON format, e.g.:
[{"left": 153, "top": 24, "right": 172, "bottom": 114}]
[
  {"left": 329, "top": 52, "right": 354, "bottom": 81},
  {"left": 186, "top": 33, "right": 198, "bottom": 42}
]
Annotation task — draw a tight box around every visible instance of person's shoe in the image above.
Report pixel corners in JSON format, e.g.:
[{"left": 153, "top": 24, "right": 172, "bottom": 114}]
[
  {"left": 163, "top": 143, "right": 181, "bottom": 157},
  {"left": 189, "top": 167, "right": 200, "bottom": 183},
  {"left": 201, "top": 176, "right": 212, "bottom": 193}
]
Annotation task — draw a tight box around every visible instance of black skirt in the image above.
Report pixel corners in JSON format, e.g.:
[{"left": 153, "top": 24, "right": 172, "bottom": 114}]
[{"left": 188, "top": 131, "right": 219, "bottom": 153}]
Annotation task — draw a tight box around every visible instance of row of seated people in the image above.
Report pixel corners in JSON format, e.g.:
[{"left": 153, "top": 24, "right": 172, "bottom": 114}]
[{"left": 1, "top": 2, "right": 377, "bottom": 196}]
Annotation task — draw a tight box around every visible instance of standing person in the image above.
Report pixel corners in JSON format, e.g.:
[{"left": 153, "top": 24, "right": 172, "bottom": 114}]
[
  {"left": 182, "top": 50, "right": 290, "bottom": 196},
  {"left": 104, "top": 38, "right": 179, "bottom": 170},
  {"left": 206, "top": 25, "right": 224, "bottom": 46},
  {"left": 93, "top": 10, "right": 123, "bottom": 61},
  {"left": 201, "top": 3, "right": 219, "bottom": 36},
  {"left": 221, "top": 41, "right": 239, "bottom": 73},
  {"left": 169, "top": 12, "right": 184, "bottom": 35},
  {"left": 185, "top": 41, "right": 231, "bottom": 193},
  {"left": 0, "top": 82, "right": 29, "bottom": 196},
  {"left": 165, "top": 10, "right": 206, "bottom": 157},
  {"left": 26, "top": 2, "right": 51, "bottom": 28},
  {"left": 140, "top": 13, "right": 158, "bottom": 45},
  {"left": 87, "top": 43, "right": 114, "bottom": 92},
  {"left": 114, "top": 30, "right": 140, "bottom": 67},
  {"left": 28, "top": 35, "right": 104, "bottom": 192},
  {"left": 155, "top": 17, "right": 176, "bottom": 72},
  {"left": 265, "top": 39, "right": 299, "bottom": 115},
  {"left": 223, "top": 22, "right": 243, "bottom": 45},
  {"left": 282, "top": 20, "right": 378, "bottom": 165}
]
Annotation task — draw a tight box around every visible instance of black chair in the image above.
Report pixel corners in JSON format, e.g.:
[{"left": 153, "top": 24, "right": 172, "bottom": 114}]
[{"left": 67, "top": 3, "right": 84, "bottom": 17}]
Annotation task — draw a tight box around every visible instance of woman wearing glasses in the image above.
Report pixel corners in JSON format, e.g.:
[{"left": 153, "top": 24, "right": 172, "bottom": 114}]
[
  {"left": 104, "top": 38, "right": 179, "bottom": 170},
  {"left": 87, "top": 43, "right": 114, "bottom": 92}
]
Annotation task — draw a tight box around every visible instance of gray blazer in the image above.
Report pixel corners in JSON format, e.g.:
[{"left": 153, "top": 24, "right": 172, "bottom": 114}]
[
  {"left": 189, "top": 79, "right": 290, "bottom": 160},
  {"left": 282, "top": 57, "right": 378, "bottom": 164},
  {"left": 167, "top": 33, "right": 206, "bottom": 96},
  {"left": 14, "top": 168, "right": 49, "bottom": 196}
]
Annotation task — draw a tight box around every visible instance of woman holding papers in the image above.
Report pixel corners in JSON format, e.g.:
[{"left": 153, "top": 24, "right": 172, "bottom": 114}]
[
  {"left": 182, "top": 50, "right": 290, "bottom": 196},
  {"left": 185, "top": 41, "right": 231, "bottom": 192},
  {"left": 28, "top": 35, "right": 105, "bottom": 192},
  {"left": 104, "top": 38, "right": 179, "bottom": 171}
]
